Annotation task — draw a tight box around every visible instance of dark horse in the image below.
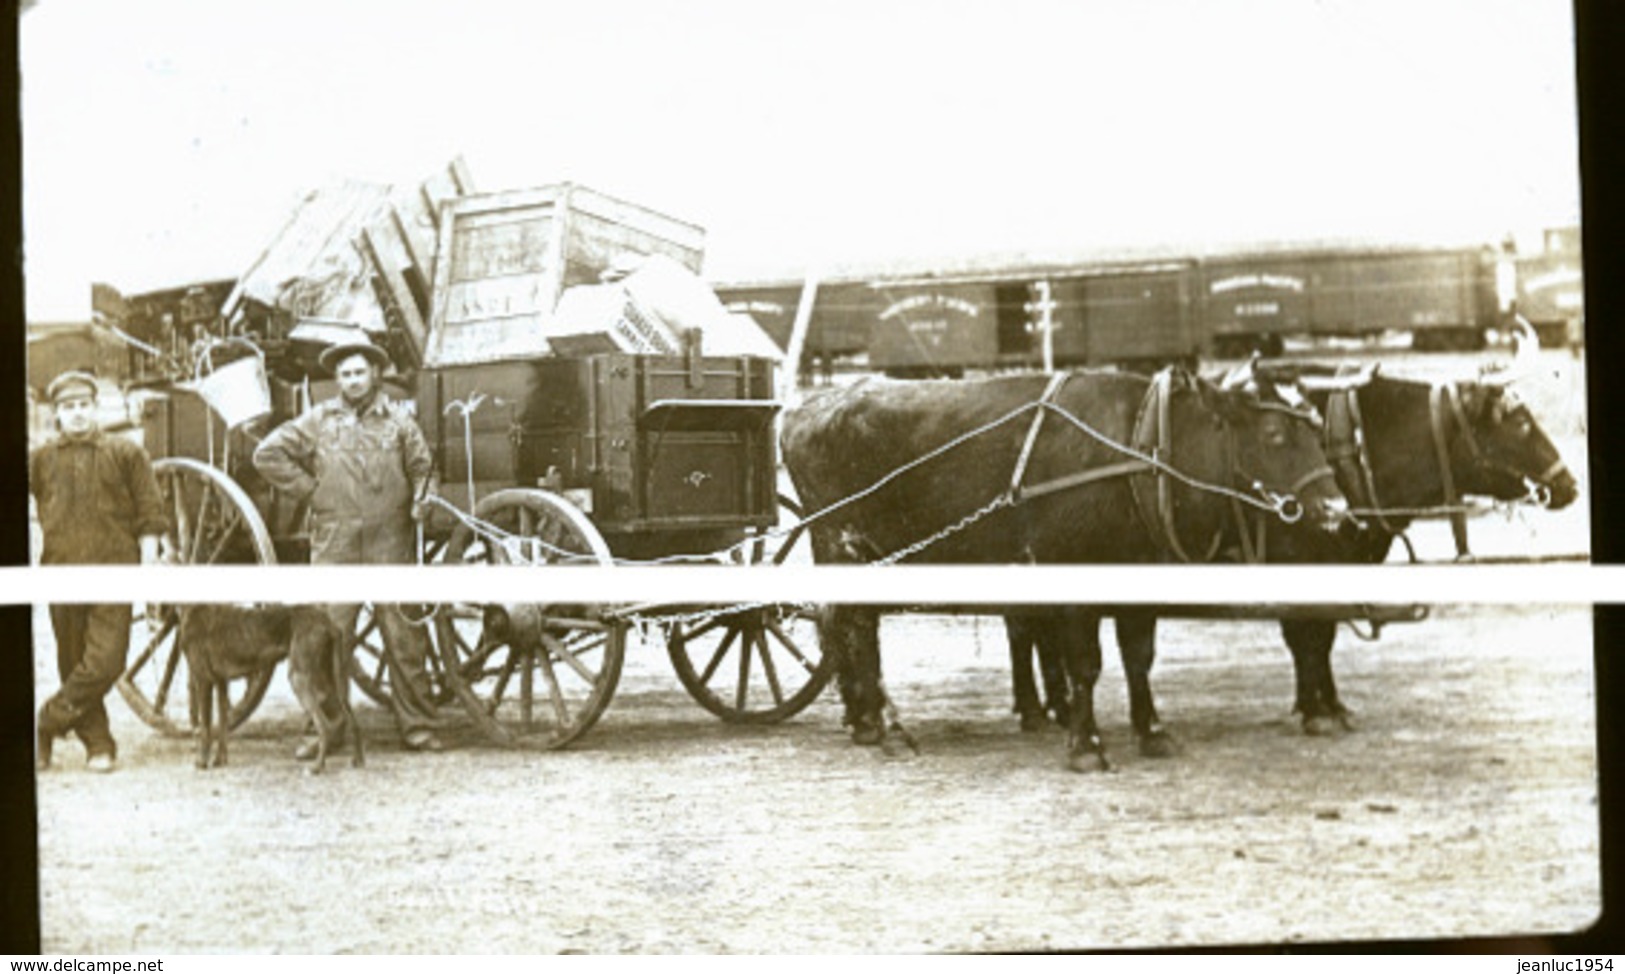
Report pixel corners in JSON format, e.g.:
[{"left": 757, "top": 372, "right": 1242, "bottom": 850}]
[
  {"left": 1010, "top": 340, "right": 1579, "bottom": 738},
  {"left": 781, "top": 366, "right": 1350, "bottom": 772},
  {"left": 1260, "top": 352, "right": 1578, "bottom": 731}
]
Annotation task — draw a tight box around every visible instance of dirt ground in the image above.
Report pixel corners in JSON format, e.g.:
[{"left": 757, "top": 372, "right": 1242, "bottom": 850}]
[
  {"left": 28, "top": 346, "right": 1598, "bottom": 953},
  {"left": 32, "top": 603, "right": 1598, "bottom": 953}
]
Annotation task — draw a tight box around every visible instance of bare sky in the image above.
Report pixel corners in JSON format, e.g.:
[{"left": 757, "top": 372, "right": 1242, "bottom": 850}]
[{"left": 21, "top": 0, "right": 1581, "bottom": 320}]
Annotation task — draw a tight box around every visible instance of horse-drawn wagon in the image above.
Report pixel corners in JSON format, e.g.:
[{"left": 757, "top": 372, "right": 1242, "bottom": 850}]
[{"left": 115, "top": 182, "right": 828, "bottom": 751}]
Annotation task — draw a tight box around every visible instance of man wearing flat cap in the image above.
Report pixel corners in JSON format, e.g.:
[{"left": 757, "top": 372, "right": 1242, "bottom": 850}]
[
  {"left": 30, "top": 370, "right": 167, "bottom": 773},
  {"left": 253, "top": 338, "right": 446, "bottom": 756}
]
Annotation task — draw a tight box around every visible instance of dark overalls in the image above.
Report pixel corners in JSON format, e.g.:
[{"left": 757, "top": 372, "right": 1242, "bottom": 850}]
[
  {"left": 29, "top": 431, "right": 167, "bottom": 759},
  {"left": 252, "top": 394, "right": 439, "bottom": 743}
]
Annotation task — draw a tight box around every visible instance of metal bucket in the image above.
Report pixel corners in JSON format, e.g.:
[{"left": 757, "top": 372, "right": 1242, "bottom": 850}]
[{"left": 192, "top": 340, "right": 271, "bottom": 428}]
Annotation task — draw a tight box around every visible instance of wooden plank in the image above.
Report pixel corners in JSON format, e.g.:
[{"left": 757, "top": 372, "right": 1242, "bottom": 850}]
[
  {"left": 388, "top": 204, "right": 433, "bottom": 308},
  {"left": 358, "top": 224, "right": 427, "bottom": 365}
]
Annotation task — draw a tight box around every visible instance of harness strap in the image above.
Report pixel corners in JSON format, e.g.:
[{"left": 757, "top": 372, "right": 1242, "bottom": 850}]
[
  {"left": 1018, "top": 460, "right": 1150, "bottom": 502},
  {"left": 1429, "top": 384, "right": 1472, "bottom": 558},
  {"left": 1006, "top": 371, "right": 1071, "bottom": 502},
  {"left": 1130, "top": 369, "right": 1223, "bottom": 564}
]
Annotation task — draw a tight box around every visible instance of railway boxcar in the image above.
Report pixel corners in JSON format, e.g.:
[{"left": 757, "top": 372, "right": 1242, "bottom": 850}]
[
  {"left": 851, "top": 260, "right": 1202, "bottom": 377},
  {"left": 1514, "top": 226, "right": 1583, "bottom": 349},
  {"left": 715, "top": 279, "right": 875, "bottom": 360},
  {"left": 864, "top": 279, "right": 1013, "bottom": 377},
  {"left": 1046, "top": 261, "right": 1200, "bottom": 368},
  {"left": 715, "top": 239, "right": 1520, "bottom": 377},
  {"left": 1201, "top": 245, "right": 1501, "bottom": 355}
]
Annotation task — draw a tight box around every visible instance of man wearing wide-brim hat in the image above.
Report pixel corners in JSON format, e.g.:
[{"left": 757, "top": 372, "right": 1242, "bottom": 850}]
[
  {"left": 253, "top": 337, "right": 447, "bottom": 756},
  {"left": 30, "top": 370, "right": 167, "bottom": 773}
]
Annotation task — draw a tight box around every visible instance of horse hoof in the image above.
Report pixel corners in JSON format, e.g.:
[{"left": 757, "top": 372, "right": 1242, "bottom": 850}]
[
  {"left": 1303, "top": 716, "right": 1342, "bottom": 737},
  {"left": 1066, "top": 752, "right": 1111, "bottom": 774},
  {"left": 1019, "top": 714, "right": 1046, "bottom": 733},
  {"left": 852, "top": 725, "right": 885, "bottom": 747},
  {"left": 1139, "top": 732, "right": 1179, "bottom": 759}
]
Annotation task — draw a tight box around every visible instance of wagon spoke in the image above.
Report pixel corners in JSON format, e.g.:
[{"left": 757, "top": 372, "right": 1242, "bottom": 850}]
[
  {"left": 753, "top": 627, "right": 787, "bottom": 706},
  {"left": 169, "top": 482, "right": 191, "bottom": 561},
  {"left": 126, "top": 614, "right": 177, "bottom": 675},
  {"left": 189, "top": 484, "right": 214, "bottom": 565},
  {"left": 534, "top": 640, "right": 572, "bottom": 726},
  {"left": 765, "top": 617, "right": 821, "bottom": 675},
  {"left": 201, "top": 512, "right": 243, "bottom": 565},
  {"left": 153, "top": 638, "right": 184, "bottom": 713},
  {"left": 735, "top": 627, "right": 754, "bottom": 711},
  {"left": 486, "top": 646, "right": 520, "bottom": 716},
  {"left": 520, "top": 648, "right": 535, "bottom": 728},
  {"left": 517, "top": 507, "right": 536, "bottom": 563},
  {"left": 460, "top": 630, "right": 507, "bottom": 683},
  {"left": 697, "top": 625, "right": 742, "bottom": 687},
  {"left": 539, "top": 516, "right": 566, "bottom": 563},
  {"left": 544, "top": 630, "right": 600, "bottom": 685},
  {"left": 680, "top": 614, "right": 727, "bottom": 643},
  {"left": 771, "top": 524, "right": 808, "bottom": 566}
]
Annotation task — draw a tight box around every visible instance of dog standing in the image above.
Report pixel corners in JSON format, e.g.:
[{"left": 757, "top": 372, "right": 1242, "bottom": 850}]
[{"left": 179, "top": 604, "right": 364, "bottom": 773}]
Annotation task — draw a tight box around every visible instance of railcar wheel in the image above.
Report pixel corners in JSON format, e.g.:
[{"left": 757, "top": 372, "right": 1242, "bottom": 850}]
[
  {"left": 116, "top": 459, "right": 277, "bottom": 737},
  {"left": 665, "top": 494, "right": 833, "bottom": 723},
  {"left": 433, "top": 489, "right": 626, "bottom": 749}
]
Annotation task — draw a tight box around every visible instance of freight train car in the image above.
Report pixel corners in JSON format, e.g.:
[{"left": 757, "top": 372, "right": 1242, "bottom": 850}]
[
  {"left": 1514, "top": 226, "right": 1583, "bottom": 350},
  {"left": 714, "top": 239, "right": 1532, "bottom": 378},
  {"left": 715, "top": 257, "right": 1204, "bottom": 378},
  {"left": 1201, "top": 245, "right": 1502, "bottom": 355}
]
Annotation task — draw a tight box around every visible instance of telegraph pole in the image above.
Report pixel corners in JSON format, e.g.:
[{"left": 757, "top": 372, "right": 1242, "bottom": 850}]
[{"left": 1025, "top": 279, "right": 1057, "bottom": 373}]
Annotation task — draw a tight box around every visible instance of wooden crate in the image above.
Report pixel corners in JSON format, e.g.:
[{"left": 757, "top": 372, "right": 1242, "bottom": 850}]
[{"left": 426, "top": 184, "right": 706, "bottom": 367}]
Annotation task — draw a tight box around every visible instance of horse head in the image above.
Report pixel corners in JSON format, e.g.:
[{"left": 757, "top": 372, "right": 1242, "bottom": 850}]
[
  {"left": 1439, "top": 317, "right": 1576, "bottom": 510},
  {"left": 1445, "top": 380, "right": 1578, "bottom": 510},
  {"left": 1196, "top": 361, "right": 1348, "bottom": 531}
]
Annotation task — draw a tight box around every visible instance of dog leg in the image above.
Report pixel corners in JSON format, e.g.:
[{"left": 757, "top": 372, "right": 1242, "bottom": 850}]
[
  {"left": 288, "top": 662, "right": 328, "bottom": 775},
  {"left": 333, "top": 629, "right": 365, "bottom": 769}
]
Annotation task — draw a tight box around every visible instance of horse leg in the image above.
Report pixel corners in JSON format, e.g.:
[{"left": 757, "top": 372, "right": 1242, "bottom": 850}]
[
  {"left": 1280, "top": 619, "right": 1354, "bottom": 735},
  {"left": 1059, "top": 610, "right": 1108, "bottom": 773},
  {"left": 193, "top": 672, "right": 214, "bottom": 770},
  {"left": 1117, "top": 610, "right": 1177, "bottom": 757},
  {"left": 1036, "top": 622, "right": 1072, "bottom": 728},
  {"left": 1005, "top": 616, "right": 1046, "bottom": 732},
  {"left": 826, "top": 605, "right": 888, "bottom": 746}
]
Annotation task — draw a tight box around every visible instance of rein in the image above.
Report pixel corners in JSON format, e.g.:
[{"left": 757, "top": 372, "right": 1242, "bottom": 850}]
[{"left": 1006, "top": 368, "right": 1321, "bottom": 565}]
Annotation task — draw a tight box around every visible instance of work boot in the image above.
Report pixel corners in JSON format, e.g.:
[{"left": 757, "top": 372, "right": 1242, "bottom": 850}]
[
  {"left": 403, "top": 730, "right": 445, "bottom": 753},
  {"left": 294, "top": 737, "right": 344, "bottom": 761}
]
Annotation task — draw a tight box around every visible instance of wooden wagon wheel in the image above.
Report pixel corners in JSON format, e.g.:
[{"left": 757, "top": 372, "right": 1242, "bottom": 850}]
[
  {"left": 116, "top": 458, "right": 278, "bottom": 737},
  {"left": 348, "top": 601, "right": 455, "bottom": 709},
  {"left": 432, "top": 489, "right": 628, "bottom": 749},
  {"left": 665, "top": 493, "right": 833, "bottom": 723}
]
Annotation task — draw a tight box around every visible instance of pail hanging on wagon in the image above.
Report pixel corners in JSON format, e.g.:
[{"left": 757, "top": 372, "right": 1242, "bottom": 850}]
[{"left": 190, "top": 339, "right": 272, "bottom": 428}]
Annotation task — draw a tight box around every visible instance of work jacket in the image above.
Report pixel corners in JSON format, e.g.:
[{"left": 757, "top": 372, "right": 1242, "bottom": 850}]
[
  {"left": 252, "top": 393, "right": 434, "bottom": 565},
  {"left": 29, "top": 431, "right": 167, "bottom": 565}
]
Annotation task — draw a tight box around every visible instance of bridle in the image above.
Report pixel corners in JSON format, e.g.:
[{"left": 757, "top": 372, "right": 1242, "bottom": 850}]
[
  {"left": 1430, "top": 381, "right": 1564, "bottom": 558},
  {"left": 1126, "top": 369, "right": 1334, "bottom": 564},
  {"left": 1318, "top": 375, "right": 1560, "bottom": 561}
]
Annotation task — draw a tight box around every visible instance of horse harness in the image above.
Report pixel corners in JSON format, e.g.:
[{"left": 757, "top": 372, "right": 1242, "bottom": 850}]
[
  {"left": 1004, "top": 369, "right": 1327, "bottom": 565},
  {"left": 1325, "top": 377, "right": 1518, "bottom": 561}
]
